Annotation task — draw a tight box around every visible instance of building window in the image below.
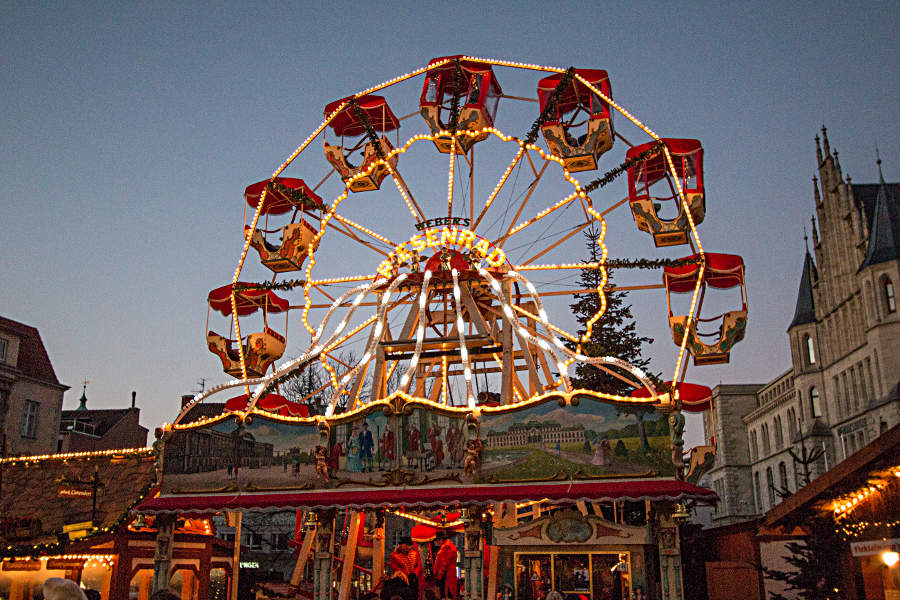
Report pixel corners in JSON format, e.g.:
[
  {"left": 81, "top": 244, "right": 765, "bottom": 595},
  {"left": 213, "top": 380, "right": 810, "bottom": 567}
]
[
  {"left": 0, "top": 338, "right": 6, "bottom": 363},
  {"left": 809, "top": 387, "right": 822, "bottom": 418},
  {"left": 805, "top": 334, "right": 816, "bottom": 365},
  {"left": 885, "top": 277, "right": 897, "bottom": 313},
  {"left": 750, "top": 430, "right": 758, "bottom": 461},
  {"left": 774, "top": 416, "right": 784, "bottom": 450},
  {"left": 766, "top": 467, "right": 776, "bottom": 507},
  {"left": 754, "top": 471, "right": 762, "bottom": 513},
  {"left": 21, "top": 400, "right": 39, "bottom": 438},
  {"left": 246, "top": 532, "right": 263, "bottom": 550},
  {"left": 778, "top": 462, "right": 789, "bottom": 493},
  {"left": 787, "top": 408, "right": 797, "bottom": 440},
  {"left": 761, "top": 424, "right": 771, "bottom": 456},
  {"left": 271, "top": 533, "right": 289, "bottom": 550}
]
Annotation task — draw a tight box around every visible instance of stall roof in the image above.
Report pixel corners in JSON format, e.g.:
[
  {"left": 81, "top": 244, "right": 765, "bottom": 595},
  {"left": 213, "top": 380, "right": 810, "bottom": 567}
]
[
  {"left": 763, "top": 422, "right": 900, "bottom": 528},
  {"left": 139, "top": 479, "right": 715, "bottom": 514}
]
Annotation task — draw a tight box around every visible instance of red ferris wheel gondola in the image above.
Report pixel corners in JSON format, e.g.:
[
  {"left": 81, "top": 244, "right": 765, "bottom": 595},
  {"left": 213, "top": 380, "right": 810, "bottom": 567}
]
[
  {"left": 206, "top": 284, "right": 289, "bottom": 378},
  {"left": 323, "top": 95, "right": 400, "bottom": 193},
  {"left": 537, "top": 69, "right": 614, "bottom": 172},
  {"left": 419, "top": 56, "right": 502, "bottom": 154},
  {"left": 664, "top": 254, "right": 747, "bottom": 365},
  {"left": 244, "top": 178, "right": 324, "bottom": 273},
  {"left": 627, "top": 138, "right": 706, "bottom": 247},
  {"left": 224, "top": 393, "right": 309, "bottom": 417}
]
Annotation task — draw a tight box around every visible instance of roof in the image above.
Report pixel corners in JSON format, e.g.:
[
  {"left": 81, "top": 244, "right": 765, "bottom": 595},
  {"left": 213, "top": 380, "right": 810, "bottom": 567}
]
[
  {"left": 764, "top": 422, "right": 900, "bottom": 528},
  {"left": 60, "top": 408, "right": 143, "bottom": 438},
  {"left": 0, "top": 450, "right": 155, "bottom": 550},
  {"left": 856, "top": 173, "right": 900, "bottom": 270},
  {"left": 788, "top": 249, "right": 818, "bottom": 329},
  {"left": 0, "top": 316, "right": 64, "bottom": 386}
]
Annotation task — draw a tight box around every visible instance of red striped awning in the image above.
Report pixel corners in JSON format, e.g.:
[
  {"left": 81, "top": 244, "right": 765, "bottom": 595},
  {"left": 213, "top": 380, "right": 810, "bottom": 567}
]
[{"left": 139, "top": 479, "right": 715, "bottom": 514}]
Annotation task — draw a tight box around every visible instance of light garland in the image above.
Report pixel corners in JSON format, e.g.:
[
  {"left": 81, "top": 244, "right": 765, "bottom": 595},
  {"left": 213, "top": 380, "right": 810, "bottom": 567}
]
[
  {"left": 0, "top": 447, "right": 151, "bottom": 464},
  {"left": 832, "top": 467, "right": 900, "bottom": 520}
]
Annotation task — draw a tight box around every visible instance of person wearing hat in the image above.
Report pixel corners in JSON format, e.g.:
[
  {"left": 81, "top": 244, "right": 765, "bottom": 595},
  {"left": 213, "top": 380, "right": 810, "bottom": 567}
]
[
  {"left": 432, "top": 531, "right": 458, "bottom": 599},
  {"left": 387, "top": 536, "right": 421, "bottom": 600}
]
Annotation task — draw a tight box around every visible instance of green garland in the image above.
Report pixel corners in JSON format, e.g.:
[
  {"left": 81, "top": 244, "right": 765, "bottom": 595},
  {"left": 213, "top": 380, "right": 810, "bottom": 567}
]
[
  {"left": 233, "top": 279, "right": 306, "bottom": 292},
  {"left": 524, "top": 66, "right": 575, "bottom": 146},
  {"left": 583, "top": 140, "right": 664, "bottom": 193},
  {"left": 447, "top": 58, "right": 463, "bottom": 133},
  {"left": 266, "top": 180, "right": 321, "bottom": 211},
  {"left": 602, "top": 256, "right": 701, "bottom": 270},
  {"left": 348, "top": 98, "right": 387, "bottom": 163}
]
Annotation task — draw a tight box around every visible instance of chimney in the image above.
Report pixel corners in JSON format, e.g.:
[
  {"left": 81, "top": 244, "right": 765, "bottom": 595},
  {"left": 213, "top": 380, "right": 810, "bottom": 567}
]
[
  {"left": 181, "top": 395, "right": 194, "bottom": 408},
  {"left": 131, "top": 390, "right": 136, "bottom": 409}
]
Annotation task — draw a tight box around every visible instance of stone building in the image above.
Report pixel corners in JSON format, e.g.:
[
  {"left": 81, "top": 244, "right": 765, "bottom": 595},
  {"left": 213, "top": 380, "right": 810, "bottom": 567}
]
[
  {"left": 703, "top": 129, "right": 900, "bottom": 526},
  {"left": 0, "top": 316, "right": 69, "bottom": 456}
]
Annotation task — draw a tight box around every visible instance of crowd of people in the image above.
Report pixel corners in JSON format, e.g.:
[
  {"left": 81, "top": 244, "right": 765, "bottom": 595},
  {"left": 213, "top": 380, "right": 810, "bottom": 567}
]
[{"left": 381, "top": 531, "right": 458, "bottom": 600}]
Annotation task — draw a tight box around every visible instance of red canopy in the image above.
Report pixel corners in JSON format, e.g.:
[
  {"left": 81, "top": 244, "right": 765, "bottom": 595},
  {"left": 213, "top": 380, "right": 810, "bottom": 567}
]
[
  {"left": 537, "top": 69, "right": 610, "bottom": 115},
  {"left": 627, "top": 138, "right": 703, "bottom": 189},
  {"left": 663, "top": 253, "right": 745, "bottom": 293},
  {"left": 244, "top": 178, "right": 324, "bottom": 215},
  {"left": 139, "top": 479, "right": 716, "bottom": 513},
  {"left": 411, "top": 523, "right": 436, "bottom": 542},
  {"left": 424, "top": 55, "right": 502, "bottom": 96},
  {"left": 631, "top": 381, "right": 712, "bottom": 413},
  {"left": 224, "top": 393, "right": 309, "bottom": 418},
  {"left": 324, "top": 95, "right": 399, "bottom": 137},
  {"left": 207, "top": 284, "right": 290, "bottom": 316}
]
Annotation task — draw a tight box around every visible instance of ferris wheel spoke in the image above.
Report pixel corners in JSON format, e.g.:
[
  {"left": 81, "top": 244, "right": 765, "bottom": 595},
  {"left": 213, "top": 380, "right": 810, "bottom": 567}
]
[
  {"left": 472, "top": 147, "right": 525, "bottom": 230},
  {"left": 333, "top": 213, "right": 397, "bottom": 248},
  {"left": 325, "top": 218, "right": 391, "bottom": 258},
  {"left": 384, "top": 162, "right": 426, "bottom": 223},
  {"left": 516, "top": 220, "right": 593, "bottom": 266},
  {"left": 446, "top": 137, "right": 458, "bottom": 218},
  {"left": 495, "top": 192, "right": 580, "bottom": 248}
]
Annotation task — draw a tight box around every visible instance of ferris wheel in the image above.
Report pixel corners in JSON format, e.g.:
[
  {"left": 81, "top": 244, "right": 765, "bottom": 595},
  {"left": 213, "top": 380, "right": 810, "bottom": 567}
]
[{"left": 182, "top": 55, "right": 748, "bottom": 424}]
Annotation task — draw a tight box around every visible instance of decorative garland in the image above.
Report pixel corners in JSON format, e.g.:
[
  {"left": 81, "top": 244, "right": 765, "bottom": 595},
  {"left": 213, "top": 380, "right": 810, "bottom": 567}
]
[
  {"left": 447, "top": 58, "right": 463, "bottom": 133},
  {"left": 267, "top": 180, "right": 322, "bottom": 211},
  {"left": 583, "top": 140, "right": 665, "bottom": 193},
  {"left": 524, "top": 66, "right": 575, "bottom": 146},
  {"left": 349, "top": 97, "right": 387, "bottom": 163},
  {"left": 603, "top": 256, "right": 701, "bottom": 270},
  {"left": 234, "top": 279, "right": 305, "bottom": 292}
]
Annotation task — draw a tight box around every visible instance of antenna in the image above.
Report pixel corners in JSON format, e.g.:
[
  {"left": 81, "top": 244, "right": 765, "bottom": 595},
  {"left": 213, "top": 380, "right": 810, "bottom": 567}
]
[{"left": 193, "top": 378, "right": 208, "bottom": 395}]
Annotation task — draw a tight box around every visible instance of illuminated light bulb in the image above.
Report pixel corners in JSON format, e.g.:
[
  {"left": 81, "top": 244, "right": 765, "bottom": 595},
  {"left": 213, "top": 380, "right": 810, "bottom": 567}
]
[
  {"left": 881, "top": 551, "right": 899, "bottom": 567},
  {"left": 502, "top": 305, "right": 513, "bottom": 319}
]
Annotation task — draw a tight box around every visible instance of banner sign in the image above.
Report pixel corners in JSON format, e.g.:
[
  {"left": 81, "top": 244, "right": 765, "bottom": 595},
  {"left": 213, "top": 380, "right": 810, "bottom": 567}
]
[
  {"left": 850, "top": 538, "right": 900, "bottom": 556},
  {"left": 161, "top": 392, "right": 676, "bottom": 497},
  {"left": 57, "top": 486, "right": 93, "bottom": 499}
]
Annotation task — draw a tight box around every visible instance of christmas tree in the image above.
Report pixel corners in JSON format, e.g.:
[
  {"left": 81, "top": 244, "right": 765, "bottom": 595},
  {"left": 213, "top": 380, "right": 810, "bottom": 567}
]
[{"left": 567, "top": 226, "right": 657, "bottom": 451}]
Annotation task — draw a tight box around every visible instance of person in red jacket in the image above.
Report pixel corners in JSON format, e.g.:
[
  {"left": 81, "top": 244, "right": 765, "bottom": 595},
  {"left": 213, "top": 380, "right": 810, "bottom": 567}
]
[
  {"left": 387, "top": 536, "right": 422, "bottom": 599},
  {"left": 432, "top": 531, "right": 458, "bottom": 599}
]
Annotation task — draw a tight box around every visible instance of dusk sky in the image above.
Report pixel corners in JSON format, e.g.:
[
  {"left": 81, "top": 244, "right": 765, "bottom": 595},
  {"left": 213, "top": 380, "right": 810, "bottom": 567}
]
[{"left": 2, "top": 2, "right": 897, "bottom": 449}]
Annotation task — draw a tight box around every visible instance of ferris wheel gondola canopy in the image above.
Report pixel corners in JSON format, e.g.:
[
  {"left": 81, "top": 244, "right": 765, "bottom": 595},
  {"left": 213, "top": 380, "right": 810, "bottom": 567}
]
[
  {"left": 627, "top": 139, "right": 703, "bottom": 192},
  {"left": 224, "top": 393, "right": 309, "bottom": 418},
  {"left": 244, "top": 177, "right": 324, "bottom": 215},
  {"left": 537, "top": 69, "right": 611, "bottom": 122},
  {"left": 631, "top": 381, "right": 712, "bottom": 413},
  {"left": 324, "top": 95, "right": 400, "bottom": 137},
  {"left": 207, "top": 284, "right": 290, "bottom": 316},
  {"left": 663, "top": 253, "right": 745, "bottom": 293}
]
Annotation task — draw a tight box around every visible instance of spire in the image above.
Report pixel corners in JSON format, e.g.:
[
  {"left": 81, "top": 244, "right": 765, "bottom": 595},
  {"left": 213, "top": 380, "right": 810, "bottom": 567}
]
[
  {"left": 859, "top": 154, "right": 900, "bottom": 270},
  {"left": 815, "top": 134, "right": 823, "bottom": 165},
  {"left": 821, "top": 126, "right": 831, "bottom": 158},
  {"left": 813, "top": 176, "right": 821, "bottom": 205},
  {"left": 833, "top": 150, "right": 843, "bottom": 182},
  {"left": 77, "top": 381, "right": 89, "bottom": 411},
  {"left": 789, "top": 244, "right": 818, "bottom": 329},
  {"left": 811, "top": 215, "right": 819, "bottom": 246}
]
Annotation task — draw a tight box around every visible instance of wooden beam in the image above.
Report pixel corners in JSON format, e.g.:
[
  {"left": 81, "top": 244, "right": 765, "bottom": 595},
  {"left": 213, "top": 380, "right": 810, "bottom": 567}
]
[
  {"left": 337, "top": 511, "right": 362, "bottom": 600},
  {"left": 290, "top": 526, "right": 317, "bottom": 586}
]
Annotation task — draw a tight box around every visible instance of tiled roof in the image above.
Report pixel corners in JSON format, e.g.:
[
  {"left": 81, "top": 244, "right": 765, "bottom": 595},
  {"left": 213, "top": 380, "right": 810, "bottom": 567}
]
[
  {"left": 858, "top": 176, "right": 900, "bottom": 270},
  {"left": 0, "top": 316, "right": 63, "bottom": 386},
  {"left": 0, "top": 451, "right": 155, "bottom": 548},
  {"left": 61, "top": 408, "right": 137, "bottom": 437}
]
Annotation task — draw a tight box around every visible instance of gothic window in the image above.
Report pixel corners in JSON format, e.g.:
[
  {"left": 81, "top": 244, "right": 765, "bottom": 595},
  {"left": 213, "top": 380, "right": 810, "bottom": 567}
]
[
  {"left": 750, "top": 430, "right": 758, "bottom": 461},
  {"left": 810, "top": 387, "right": 822, "bottom": 418},
  {"left": 779, "top": 461, "right": 789, "bottom": 493},
  {"left": 766, "top": 467, "right": 776, "bottom": 507},
  {"left": 753, "top": 471, "right": 762, "bottom": 513},
  {"left": 884, "top": 277, "right": 897, "bottom": 313},
  {"left": 761, "top": 424, "right": 771, "bottom": 456},
  {"left": 804, "top": 334, "right": 816, "bottom": 365},
  {"left": 774, "top": 416, "right": 784, "bottom": 450},
  {"left": 787, "top": 408, "right": 797, "bottom": 440}
]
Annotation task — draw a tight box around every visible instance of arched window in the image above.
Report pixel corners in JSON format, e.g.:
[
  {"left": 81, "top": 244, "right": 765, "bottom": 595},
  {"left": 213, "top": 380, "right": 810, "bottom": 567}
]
[
  {"left": 884, "top": 277, "right": 897, "bottom": 313},
  {"left": 766, "top": 467, "right": 776, "bottom": 506},
  {"left": 753, "top": 471, "right": 762, "bottom": 512},
  {"left": 779, "top": 461, "right": 789, "bottom": 493},
  {"left": 810, "top": 387, "right": 822, "bottom": 418},
  {"left": 750, "top": 430, "right": 758, "bottom": 461},
  {"left": 805, "top": 334, "right": 816, "bottom": 365}
]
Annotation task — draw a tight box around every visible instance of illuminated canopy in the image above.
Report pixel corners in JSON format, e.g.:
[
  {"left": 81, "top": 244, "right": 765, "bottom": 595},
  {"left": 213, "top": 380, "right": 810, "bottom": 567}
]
[
  {"left": 207, "top": 284, "right": 290, "bottom": 316},
  {"left": 244, "top": 177, "right": 324, "bottom": 215},
  {"left": 324, "top": 95, "right": 400, "bottom": 137},
  {"left": 664, "top": 253, "right": 745, "bottom": 293}
]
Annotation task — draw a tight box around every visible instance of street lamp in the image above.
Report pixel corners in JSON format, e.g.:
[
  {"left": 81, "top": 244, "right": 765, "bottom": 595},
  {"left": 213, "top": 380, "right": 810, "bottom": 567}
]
[{"left": 882, "top": 551, "right": 899, "bottom": 568}]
